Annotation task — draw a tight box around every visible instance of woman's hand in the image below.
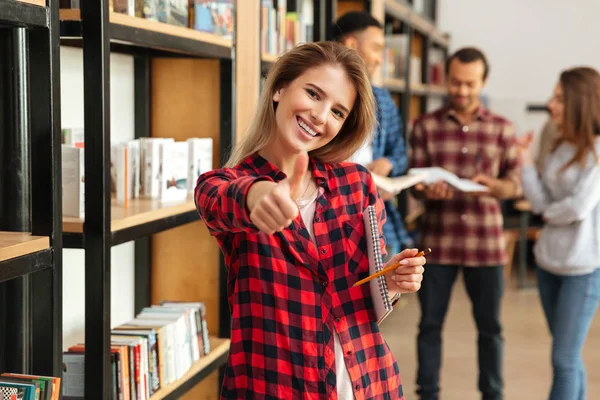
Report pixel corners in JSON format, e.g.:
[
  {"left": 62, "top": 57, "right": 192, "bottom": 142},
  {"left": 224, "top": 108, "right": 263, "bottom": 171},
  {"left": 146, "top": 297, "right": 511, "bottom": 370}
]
[
  {"left": 517, "top": 130, "right": 535, "bottom": 167},
  {"left": 384, "top": 248, "right": 426, "bottom": 294},
  {"left": 246, "top": 152, "right": 309, "bottom": 234}
]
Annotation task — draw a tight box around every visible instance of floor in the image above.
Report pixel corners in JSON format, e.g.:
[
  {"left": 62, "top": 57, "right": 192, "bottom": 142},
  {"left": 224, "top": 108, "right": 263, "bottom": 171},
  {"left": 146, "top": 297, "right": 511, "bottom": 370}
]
[{"left": 380, "top": 273, "right": 600, "bottom": 400}]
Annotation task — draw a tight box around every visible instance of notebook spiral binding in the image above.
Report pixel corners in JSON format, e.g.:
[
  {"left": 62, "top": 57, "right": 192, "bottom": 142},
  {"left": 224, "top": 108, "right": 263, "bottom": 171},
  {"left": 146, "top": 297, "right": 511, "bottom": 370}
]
[{"left": 366, "top": 206, "right": 393, "bottom": 310}]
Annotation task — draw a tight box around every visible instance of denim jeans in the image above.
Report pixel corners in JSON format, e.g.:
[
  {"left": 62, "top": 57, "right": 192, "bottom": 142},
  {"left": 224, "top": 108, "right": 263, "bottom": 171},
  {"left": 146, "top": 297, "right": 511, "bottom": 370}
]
[
  {"left": 537, "top": 268, "right": 600, "bottom": 400},
  {"left": 416, "top": 265, "right": 504, "bottom": 400}
]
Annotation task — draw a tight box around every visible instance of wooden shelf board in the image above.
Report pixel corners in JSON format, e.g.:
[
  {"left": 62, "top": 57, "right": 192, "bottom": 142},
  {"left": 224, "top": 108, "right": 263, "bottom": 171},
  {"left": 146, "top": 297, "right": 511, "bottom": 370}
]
[
  {"left": 0, "top": 232, "right": 50, "bottom": 263},
  {"left": 17, "top": 0, "right": 45, "bottom": 6},
  {"left": 383, "top": 78, "right": 406, "bottom": 92},
  {"left": 261, "top": 53, "right": 278, "bottom": 63},
  {"left": 59, "top": 9, "right": 232, "bottom": 49},
  {"left": 149, "top": 337, "right": 230, "bottom": 399},
  {"left": 384, "top": 0, "right": 411, "bottom": 22},
  {"left": 63, "top": 197, "right": 197, "bottom": 233},
  {"left": 425, "top": 84, "right": 447, "bottom": 96}
]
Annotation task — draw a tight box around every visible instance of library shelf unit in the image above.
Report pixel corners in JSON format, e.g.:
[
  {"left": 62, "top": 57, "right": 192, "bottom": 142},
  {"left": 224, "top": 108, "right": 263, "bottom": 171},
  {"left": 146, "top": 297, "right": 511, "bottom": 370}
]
[
  {"left": 58, "top": 1, "right": 234, "bottom": 398},
  {"left": 0, "top": 0, "right": 62, "bottom": 384}
]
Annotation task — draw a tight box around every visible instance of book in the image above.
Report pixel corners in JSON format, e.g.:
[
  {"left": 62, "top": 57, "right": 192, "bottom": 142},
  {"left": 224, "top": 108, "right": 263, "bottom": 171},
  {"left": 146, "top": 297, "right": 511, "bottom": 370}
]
[
  {"left": 363, "top": 205, "right": 394, "bottom": 325},
  {"left": 61, "top": 145, "right": 85, "bottom": 218},
  {"left": 407, "top": 167, "right": 489, "bottom": 193},
  {"left": 371, "top": 171, "right": 428, "bottom": 195},
  {"left": 0, "top": 386, "right": 18, "bottom": 400},
  {"left": 187, "top": 138, "right": 213, "bottom": 194}
]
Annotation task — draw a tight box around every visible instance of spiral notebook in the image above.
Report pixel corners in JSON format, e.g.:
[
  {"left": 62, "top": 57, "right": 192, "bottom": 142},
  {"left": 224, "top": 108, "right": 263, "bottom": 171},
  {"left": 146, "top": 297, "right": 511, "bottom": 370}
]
[{"left": 363, "top": 205, "right": 395, "bottom": 324}]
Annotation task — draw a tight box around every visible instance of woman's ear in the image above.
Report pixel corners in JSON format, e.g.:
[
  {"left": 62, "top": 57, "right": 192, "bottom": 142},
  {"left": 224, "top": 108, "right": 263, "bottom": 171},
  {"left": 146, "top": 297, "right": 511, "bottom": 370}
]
[
  {"left": 272, "top": 89, "right": 281, "bottom": 102},
  {"left": 273, "top": 86, "right": 287, "bottom": 102}
]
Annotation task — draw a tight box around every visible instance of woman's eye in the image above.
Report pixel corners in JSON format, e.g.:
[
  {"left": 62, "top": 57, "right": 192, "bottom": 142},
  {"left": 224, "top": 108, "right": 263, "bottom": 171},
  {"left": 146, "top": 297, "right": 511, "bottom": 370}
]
[
  {"left": 333, "top": 109, "right": 344, "bottom": 118},
  {"left": 307, "top": 89, "right": 318, "bottom": 99}
]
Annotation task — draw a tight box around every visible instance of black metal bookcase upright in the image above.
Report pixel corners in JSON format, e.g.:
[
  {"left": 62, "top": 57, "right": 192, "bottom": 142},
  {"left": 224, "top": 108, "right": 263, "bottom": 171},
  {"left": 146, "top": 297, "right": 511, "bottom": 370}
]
[
  {"left": 58, "top": 0, "right": 235, "bottom": 398},
  {"left": 0, "top": 0, "right": 63, "bottom": 381}
]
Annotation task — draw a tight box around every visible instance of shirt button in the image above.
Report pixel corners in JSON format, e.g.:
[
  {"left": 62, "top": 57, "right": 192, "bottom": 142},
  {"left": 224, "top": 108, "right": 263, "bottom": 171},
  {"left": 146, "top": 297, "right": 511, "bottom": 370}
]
[
  {"left": 321, "top": 249, "right": 327, "bottom": 255},
  {"left": 462, "top": 125, "right": 469, "bottom": 133},
  {"left": 355, "top": 385, "right": 360, "bottom": 391},
  {"left": 322, "top": 281, "right": 328, "bottom": 287},
  {"left": 346, "top": 350, "right": 352, "bottom": 355},
  {"left": 461, "top": 146, "right": 468, "bottom": 154},
  {"left": 335, "top": 317, "right": 340, "bottom": 323},
  {"left": 461, "top": 214, "right": 467, "bottom": 221},
  {"left": 315, "top": 217, "right": 321, "bottom": 222}
]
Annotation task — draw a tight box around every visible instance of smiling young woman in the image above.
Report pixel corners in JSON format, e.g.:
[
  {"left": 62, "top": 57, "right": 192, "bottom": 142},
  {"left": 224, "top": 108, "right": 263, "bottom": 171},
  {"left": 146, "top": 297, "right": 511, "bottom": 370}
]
[{"left": 194, "top": 41, "right": 426, "bottom": 399}]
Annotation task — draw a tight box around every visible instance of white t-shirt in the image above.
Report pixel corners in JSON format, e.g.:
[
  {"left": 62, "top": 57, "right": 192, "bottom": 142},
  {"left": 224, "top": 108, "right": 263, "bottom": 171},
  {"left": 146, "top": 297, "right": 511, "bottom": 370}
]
[{"left": 296, "top": 187, "right": 355, "bottom": 400}]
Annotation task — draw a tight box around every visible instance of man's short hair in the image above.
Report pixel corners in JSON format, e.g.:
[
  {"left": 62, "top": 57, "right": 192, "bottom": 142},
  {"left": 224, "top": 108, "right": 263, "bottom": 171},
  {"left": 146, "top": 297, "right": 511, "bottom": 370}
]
[
  {"left": 331, "top": 11, "right": 382, "bottom": 42},
  {"left": 445, "top": 47, "right": 490, "bottom": 80}
]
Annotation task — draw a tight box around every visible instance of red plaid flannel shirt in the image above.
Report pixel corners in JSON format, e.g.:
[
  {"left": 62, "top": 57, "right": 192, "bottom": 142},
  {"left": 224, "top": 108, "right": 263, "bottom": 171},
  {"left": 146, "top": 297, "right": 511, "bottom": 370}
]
[
  {"left": 409, "top": 106, "right": 522, "bottom": 267},
  {"left": 195, "top": 153, "right": 404, "bottom": 399}
]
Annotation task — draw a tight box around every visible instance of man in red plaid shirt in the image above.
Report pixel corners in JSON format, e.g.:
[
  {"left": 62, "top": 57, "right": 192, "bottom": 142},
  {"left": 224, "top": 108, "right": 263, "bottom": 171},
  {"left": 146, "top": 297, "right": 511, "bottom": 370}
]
[{"left": 410, "top": 47, "right": 522, "bottom": 400}]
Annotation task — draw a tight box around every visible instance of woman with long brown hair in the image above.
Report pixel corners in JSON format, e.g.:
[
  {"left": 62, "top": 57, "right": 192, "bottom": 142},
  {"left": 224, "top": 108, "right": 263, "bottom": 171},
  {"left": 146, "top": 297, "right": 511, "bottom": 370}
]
[
  {"left": 195, "top": 41, "right": 426, "bottom": 399},
  {"left": 520, "top": 66, "right": 600, "bottom": 400}
]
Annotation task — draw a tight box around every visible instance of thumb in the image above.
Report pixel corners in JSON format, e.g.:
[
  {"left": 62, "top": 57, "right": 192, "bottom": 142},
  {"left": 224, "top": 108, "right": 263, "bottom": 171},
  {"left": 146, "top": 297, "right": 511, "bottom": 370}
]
[{"left": 288, "top": 152, "right": 309, "bottom": 199}]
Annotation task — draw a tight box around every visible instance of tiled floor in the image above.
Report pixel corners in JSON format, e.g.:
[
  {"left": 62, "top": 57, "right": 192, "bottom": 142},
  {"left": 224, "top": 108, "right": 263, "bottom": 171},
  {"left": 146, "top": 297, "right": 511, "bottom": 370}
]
[{"left": 380, "top": 275, "right": 600, "bottom": 400}]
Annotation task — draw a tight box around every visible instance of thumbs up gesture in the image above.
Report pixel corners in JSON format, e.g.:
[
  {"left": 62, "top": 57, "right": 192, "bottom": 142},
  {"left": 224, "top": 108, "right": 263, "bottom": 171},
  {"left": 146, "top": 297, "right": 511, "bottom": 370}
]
[{"left": 247, "top": 152, "right": 309, "bottom": 234}]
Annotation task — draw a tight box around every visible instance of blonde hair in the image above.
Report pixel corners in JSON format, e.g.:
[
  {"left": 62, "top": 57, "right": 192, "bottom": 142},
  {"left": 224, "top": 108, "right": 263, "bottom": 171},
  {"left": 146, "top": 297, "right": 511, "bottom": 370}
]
[{"left": 225, "top": 41, "right": 376, "bottom": 167}]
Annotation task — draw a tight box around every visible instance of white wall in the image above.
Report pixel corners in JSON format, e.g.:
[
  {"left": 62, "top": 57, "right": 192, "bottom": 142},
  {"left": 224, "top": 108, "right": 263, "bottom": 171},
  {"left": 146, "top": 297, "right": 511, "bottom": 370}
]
[
  {"left": 438, "top": 0, "right": 600, "bottom": 135},
  {"left": 60, "top": 47, "right": 136, "bottom": 350}
]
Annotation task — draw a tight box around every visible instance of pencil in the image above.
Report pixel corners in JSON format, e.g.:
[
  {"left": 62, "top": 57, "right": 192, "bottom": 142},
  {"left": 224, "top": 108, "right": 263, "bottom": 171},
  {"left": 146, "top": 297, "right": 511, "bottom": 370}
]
[{"left": 352, "top": 248, "right": 431, "bottom": 288}]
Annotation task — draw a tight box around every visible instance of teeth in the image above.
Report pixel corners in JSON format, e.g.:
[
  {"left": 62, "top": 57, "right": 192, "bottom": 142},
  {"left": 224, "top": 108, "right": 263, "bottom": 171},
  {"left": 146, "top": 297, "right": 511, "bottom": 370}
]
[{"left": 298, "top": 119, "right": 317, "bottom": 137}]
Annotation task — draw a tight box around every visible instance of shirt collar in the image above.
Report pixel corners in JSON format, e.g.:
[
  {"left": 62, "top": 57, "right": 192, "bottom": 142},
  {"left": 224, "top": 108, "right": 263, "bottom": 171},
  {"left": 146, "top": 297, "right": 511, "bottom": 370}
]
[
  {"left": 241, "top": 152, "right": 331, "bottom": 193},
  {"left": 442, "top": 104, "right": 492, "bottom": 123}
]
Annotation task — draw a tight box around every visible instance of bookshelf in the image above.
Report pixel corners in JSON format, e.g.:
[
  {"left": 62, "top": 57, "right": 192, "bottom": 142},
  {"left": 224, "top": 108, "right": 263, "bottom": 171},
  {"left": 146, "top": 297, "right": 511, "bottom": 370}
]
[
  {"left": 0, "top": 0, "right": 62, "bottom": 384},
  {"left": 58, "top": 1, "right": 233, "bottom": 398}
]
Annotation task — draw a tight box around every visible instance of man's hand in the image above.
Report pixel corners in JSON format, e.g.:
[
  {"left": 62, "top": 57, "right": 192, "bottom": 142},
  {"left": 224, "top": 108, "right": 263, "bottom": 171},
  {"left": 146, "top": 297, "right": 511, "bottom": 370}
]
[
  {"left": 379, "top": 189, "right": 396, "bottom": 201},
  {"left": 367, "top": 157, "right": 393, "bottom": 177},
  {"left": 247, "top": 152, "right": 309, "bottom": 234},
  {"left": 384, "top": 248, "right": 426, "bottom": 295},
  {"left": 471, "top": 174, "right": 516, "bottom": 199},
  {"left": 415, "top": 180, "right": 454, "bottom": 200}
]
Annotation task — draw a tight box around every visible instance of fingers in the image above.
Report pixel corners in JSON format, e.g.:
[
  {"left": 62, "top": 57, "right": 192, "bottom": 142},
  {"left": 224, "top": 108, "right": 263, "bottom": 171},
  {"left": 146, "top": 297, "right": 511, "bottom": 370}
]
[
  {"left": 250, "top": 187, "right": 299, "bottom": 234},
  {"left": 288, "top": 152, "right": 309, "bottom": 199},
  {"left": 425, "top": 181, "right": 453, "bottom": 200}
]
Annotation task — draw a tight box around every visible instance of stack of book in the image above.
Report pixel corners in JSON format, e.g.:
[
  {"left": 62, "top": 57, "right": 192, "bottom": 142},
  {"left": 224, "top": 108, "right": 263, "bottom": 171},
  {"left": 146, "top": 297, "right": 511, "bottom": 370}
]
[
  {"left": 261, "top": 0, "right": 314, "bottom": 57},
  {"left": 382, "top": 34, "right": 409, "bottom": 81},
  {"left": 0, "top": 374, "right": 61, "bottom": 400},
  {"left": 62, "top": 301, "right": 211, "bottom": 400},
  {"left": 59, "top": 0, "right": 234, "bottom": 39},
  {"left": 61, "top": 131, "right": 213, "bottom": 217}
]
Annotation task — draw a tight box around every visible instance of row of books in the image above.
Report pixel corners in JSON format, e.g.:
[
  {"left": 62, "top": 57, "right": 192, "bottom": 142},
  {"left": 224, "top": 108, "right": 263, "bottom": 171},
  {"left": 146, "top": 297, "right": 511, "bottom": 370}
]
[
  {"left": 381, "top": 33, "right": 446, "bottom": 87},
  {"left": 261, "top": 0, "right": 314, "bottom": 57},
  {"left": 0, "top": 374, "right": 61, "bottom": 400},
  {"left": 62, "top": 301, "right": 211, "bottom": 400},
  {"left": 60, "top": 0, "right": 233, "bottom": 39},
  {"left": 61, "top": 130, "right": 213, "bottom": 218}
]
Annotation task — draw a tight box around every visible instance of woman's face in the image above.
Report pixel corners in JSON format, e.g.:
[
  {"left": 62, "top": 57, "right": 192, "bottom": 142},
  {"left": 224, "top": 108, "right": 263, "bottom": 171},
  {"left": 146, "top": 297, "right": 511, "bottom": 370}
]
[
  {"left": 272, "top": 64, "right": 357, "bottom": 156},
  {"left": 547, "top": 83, "right": 565, "bottom": 128}
]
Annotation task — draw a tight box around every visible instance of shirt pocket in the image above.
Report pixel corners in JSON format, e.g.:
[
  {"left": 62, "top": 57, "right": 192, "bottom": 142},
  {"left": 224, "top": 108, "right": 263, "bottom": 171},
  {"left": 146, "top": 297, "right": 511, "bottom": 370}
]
[{"left": 342, "top": 218, "right": 369, "bottom": 275}]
